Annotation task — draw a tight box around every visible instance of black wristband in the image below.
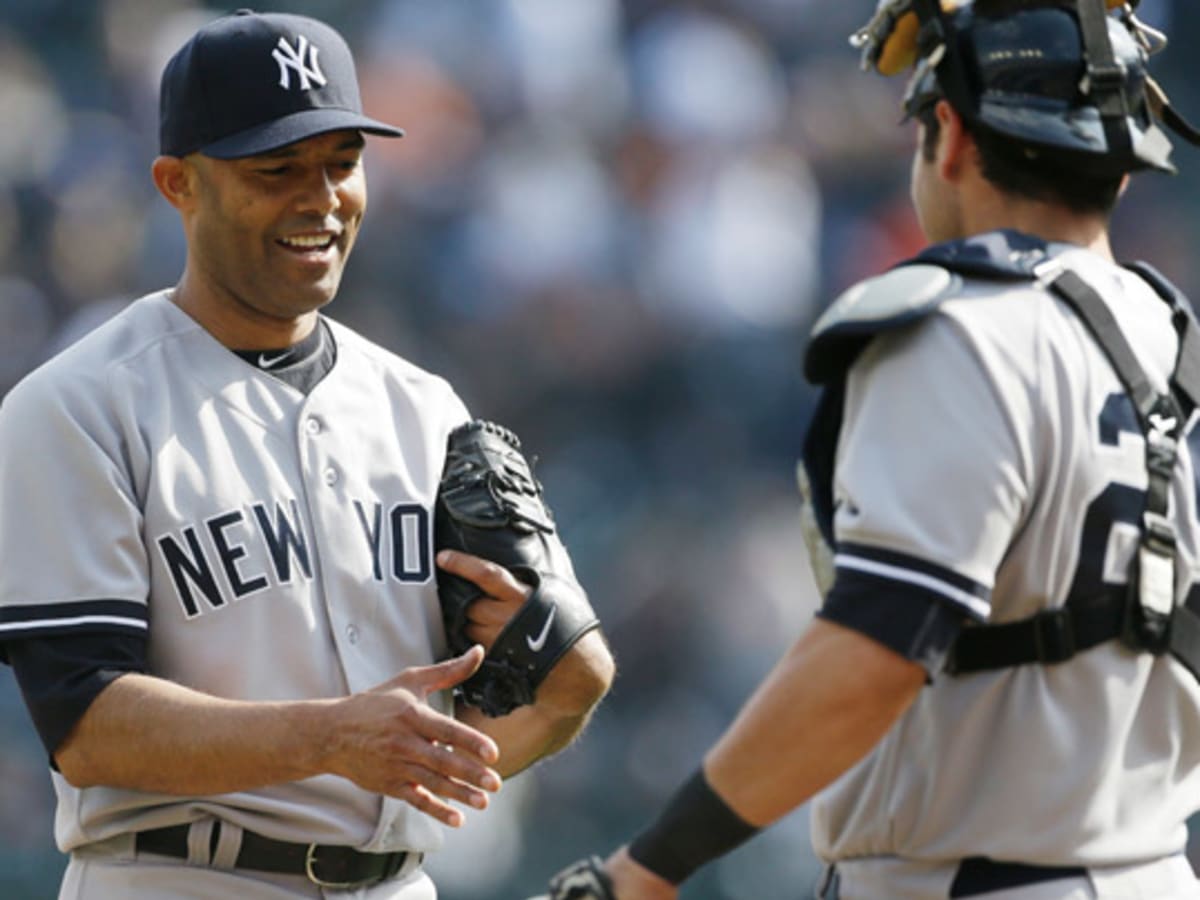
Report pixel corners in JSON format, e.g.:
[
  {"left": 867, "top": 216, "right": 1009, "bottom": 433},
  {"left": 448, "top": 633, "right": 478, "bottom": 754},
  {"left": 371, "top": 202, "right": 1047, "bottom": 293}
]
[{"left": 627, "top": 768, "right": 760, "bottom": 885}]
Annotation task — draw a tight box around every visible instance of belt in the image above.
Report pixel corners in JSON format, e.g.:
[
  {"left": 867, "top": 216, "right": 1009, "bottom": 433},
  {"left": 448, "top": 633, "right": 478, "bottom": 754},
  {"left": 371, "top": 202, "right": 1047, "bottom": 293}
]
[
  {"left": 135, "top": 823, "right": 422, "bottom": 889},
  {"left": 949, "top": 856, "right": 1089, "bottom": 898}
]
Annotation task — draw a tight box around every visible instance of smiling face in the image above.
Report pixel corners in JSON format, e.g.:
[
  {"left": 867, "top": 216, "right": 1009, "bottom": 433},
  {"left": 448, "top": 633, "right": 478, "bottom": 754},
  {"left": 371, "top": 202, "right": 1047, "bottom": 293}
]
[{"left": 156, "top": 129, "right": 367, "bottom": 347}]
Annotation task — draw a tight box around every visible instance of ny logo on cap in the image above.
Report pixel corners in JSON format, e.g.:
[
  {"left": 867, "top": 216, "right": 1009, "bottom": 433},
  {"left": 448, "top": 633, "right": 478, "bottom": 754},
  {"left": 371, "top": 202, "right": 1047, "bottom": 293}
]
[{"left": 272, "top": 35, "right": 326, "bottom": 91}]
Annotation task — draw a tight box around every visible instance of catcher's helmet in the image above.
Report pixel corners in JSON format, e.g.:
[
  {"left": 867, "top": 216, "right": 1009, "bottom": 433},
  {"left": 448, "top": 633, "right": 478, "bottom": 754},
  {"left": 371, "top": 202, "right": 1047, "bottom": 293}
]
[{"left": 851, "top": 0, "right": 1199, "bottom": 177}]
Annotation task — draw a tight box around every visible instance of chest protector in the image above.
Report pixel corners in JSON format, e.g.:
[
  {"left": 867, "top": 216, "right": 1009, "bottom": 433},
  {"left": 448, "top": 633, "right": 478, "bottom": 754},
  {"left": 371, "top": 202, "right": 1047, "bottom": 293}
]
[{"left": 801, "top": 229, "right": 1200, "bottom": 678}]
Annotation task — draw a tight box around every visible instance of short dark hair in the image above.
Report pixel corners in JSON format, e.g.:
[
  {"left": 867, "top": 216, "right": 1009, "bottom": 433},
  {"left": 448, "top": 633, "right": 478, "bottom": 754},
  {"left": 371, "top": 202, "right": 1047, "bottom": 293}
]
[
  {"left": 916, "top": 101, "right": 1124, "bottom": 217},
  {"left": 915, "top": 0, "right": 1124, "bottom": 216}
]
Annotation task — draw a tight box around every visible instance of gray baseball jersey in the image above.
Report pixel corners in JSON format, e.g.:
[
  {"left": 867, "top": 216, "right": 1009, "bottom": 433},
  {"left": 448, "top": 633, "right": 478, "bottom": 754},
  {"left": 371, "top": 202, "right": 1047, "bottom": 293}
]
[
  {"left": 811, "top": 247, "right": 1200, "bottom": 866},
  {"left": 0, "top": 290, "right": 468, "bottom": 855}
]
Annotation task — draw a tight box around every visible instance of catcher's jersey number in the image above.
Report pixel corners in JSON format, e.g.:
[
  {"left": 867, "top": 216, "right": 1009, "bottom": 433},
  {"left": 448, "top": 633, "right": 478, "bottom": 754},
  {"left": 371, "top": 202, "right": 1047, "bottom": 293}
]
[
  {"left": 1067, "top": 392, "right": 1163, "bottom": 606},
  {"left": 157, "top": 499, "right": 431, "bottom": 618}
]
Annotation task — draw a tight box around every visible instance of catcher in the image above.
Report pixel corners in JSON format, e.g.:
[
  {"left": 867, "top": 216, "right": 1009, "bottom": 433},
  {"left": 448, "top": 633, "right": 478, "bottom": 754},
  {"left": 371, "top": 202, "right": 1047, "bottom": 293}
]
[{"left": 531, "top": 1, "right": 1200, "bottom": 898}]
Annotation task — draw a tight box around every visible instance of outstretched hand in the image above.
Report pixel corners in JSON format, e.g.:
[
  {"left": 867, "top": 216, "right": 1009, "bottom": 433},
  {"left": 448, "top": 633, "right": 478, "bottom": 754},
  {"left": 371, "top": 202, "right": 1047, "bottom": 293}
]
[{"left": 325, "top": 645, "right": 502, "bottom": 826}]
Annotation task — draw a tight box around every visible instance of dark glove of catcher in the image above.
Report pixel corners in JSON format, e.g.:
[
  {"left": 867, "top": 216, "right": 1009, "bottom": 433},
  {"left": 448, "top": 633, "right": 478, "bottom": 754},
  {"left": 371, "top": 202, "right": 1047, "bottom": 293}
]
[
  {"left": 526, "top": 856, "right": 617, "bottom": 900},
  {"left": 435, "top": 420, "right": 600, "bottom": 717}
]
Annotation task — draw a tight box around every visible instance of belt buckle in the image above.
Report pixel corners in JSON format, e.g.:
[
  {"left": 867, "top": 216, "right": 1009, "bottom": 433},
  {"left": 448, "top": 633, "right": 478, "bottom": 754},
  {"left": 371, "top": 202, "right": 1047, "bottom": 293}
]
[{"left": 304, "top": 843, "right": 359, "bottom": 890}]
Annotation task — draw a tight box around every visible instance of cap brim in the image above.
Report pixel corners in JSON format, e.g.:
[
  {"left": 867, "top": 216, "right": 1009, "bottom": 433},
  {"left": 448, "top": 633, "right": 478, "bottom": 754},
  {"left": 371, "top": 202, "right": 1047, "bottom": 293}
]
[{"left": 199, "top": 108, "right": 404, "bottom": 159}]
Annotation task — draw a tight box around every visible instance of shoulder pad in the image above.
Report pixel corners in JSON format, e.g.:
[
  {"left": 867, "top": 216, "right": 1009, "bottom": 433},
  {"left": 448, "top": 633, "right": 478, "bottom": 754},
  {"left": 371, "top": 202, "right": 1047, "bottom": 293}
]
[
  {"left": 804, "top": 264, "right": 962, "bottom": 384},
  {"left": 1125, "top": 260, "right": 1200, "bottom": 414},
  {"left": 912, "top": 229, "right": 1059, "bottom": 280},
  {"left": 803, "top": 229, "right": 1071, "bottom": 385},
  {"left": 1125, "top": 260, "right": 1189, "bottom": 310}
]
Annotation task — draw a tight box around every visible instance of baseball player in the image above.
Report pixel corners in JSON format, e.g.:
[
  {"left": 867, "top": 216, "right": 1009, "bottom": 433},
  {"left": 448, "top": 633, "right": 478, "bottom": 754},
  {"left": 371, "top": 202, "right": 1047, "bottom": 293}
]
[
  {"left": 0, "top": 10, "right": 613, "bottom": 899},
  {"left": 532, "top": 1, "right": 1200, "bottom": 899}
]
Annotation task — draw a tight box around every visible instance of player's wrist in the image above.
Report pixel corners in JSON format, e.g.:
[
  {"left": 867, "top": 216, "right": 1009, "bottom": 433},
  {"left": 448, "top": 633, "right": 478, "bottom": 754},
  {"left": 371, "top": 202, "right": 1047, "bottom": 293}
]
[
  {"left": 608, "top": 847, "right": 678, "bottom": 898},
  {"left": 291, "top": 696, "right": 350, "bottom": 779},
  {"left": 627, "top": 767, "right": 760, "bottom": 885}
]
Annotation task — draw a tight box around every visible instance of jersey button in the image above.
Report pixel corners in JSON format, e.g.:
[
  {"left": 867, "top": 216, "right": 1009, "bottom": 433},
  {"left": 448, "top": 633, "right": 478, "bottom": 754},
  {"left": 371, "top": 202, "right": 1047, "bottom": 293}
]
[
  {"left": 346, "top": 624, "right": 359, "bottom": 644},
  {"left": 305, "top": 417, "right": 322, "bottom": 435},
  {"left": 323, "top": 467, "right": 338, "bottom": 485}
]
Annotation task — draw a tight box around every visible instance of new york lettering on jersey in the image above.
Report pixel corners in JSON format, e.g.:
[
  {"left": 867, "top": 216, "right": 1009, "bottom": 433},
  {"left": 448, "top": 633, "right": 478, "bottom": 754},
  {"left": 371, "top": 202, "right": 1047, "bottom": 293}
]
[{"left": 156, "top": 496, "right": 433, "bottom": 618}]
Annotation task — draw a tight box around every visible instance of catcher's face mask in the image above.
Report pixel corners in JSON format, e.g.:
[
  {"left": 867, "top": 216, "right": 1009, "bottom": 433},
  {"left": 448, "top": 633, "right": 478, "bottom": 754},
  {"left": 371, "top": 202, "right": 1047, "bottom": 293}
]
[{"left": 849, "top": 0, "right": 1197, "bottom": 177}]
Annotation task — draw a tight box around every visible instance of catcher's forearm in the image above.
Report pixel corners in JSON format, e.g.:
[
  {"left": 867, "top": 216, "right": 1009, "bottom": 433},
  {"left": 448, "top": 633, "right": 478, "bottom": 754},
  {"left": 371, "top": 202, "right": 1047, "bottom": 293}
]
[
  {"left": 460, "top": 630, "right": 614, "bottom": 776},
  {"left": 704, "top": 618, "right": 924, "bottom": 826},
  {"left": 600, "top": 621, "right": 924, "bottom": 889}
]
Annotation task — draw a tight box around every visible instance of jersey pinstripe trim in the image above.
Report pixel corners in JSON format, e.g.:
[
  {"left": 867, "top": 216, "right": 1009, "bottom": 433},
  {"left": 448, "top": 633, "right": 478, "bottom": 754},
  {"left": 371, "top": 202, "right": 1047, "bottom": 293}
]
[
  {"left": 0, "top": 600, "right": 149, "bottom": 640},
  {"left": 834, "top": 542, "right": 991, "bottom": 620}
]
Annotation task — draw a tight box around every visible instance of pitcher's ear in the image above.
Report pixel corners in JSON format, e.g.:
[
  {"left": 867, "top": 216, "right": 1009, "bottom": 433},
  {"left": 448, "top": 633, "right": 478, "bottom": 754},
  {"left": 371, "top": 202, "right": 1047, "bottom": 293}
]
[{"left": 151, "top": 155, "right": 195, "bottom": 209}]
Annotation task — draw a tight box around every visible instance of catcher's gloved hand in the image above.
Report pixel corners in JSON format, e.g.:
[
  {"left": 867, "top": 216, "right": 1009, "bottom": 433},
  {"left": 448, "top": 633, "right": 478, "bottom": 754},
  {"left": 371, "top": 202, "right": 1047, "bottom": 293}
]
[
  {"left": 526, "top": 856, "right": 617, "bottom": 900},
  {"left": 435, "top": 420, "right": 600, "bottom": 717}
]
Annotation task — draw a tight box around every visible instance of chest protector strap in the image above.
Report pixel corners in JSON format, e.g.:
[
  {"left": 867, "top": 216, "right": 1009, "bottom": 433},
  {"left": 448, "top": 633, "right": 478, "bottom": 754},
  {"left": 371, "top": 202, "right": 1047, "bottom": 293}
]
[{"left": 946, "top": 261, "right": 1200, "bottom": 677}]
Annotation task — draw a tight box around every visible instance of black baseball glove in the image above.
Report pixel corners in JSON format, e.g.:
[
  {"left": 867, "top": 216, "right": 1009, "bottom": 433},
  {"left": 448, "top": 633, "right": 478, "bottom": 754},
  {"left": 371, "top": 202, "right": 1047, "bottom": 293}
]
[
  {"left": 434, "top": 420, "right": 600, "bottom": 717},
  {"left": 527, "top": 857, "right": 617, "bottom": 900}
]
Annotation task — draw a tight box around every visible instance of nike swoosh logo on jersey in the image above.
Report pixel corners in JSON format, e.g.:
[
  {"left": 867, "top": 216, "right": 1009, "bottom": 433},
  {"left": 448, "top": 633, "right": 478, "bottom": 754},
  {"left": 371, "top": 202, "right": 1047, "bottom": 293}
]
[
  {"left": 526, "top": 604, "right": 557, "bottom": 653},
  {"left": 258, "top": 340, "right": 323, "bottom": 371},
  {"left": 258, "top": 350, "right": 294, "bottom": 369}
]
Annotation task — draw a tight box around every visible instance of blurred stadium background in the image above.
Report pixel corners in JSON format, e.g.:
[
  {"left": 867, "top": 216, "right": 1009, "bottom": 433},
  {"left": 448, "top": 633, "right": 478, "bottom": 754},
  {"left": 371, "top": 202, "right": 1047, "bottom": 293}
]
[{"left": 1, "top": 0, "right": 1198, "bottom": 897}]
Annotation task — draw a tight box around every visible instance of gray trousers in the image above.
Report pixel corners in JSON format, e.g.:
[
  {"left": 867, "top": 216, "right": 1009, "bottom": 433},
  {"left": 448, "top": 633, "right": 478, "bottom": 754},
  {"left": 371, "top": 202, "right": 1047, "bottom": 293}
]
[{"left": 816, "top": 854, "right": 1200, "bottom": 900}]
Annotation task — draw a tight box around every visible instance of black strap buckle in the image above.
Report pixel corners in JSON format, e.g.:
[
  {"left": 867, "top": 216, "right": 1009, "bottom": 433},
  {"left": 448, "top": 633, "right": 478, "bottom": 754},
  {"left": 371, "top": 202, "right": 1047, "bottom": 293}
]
[
  {"left": 304, "top": 844, "right": 358, "bottom": 889},
  {"left": 303, "top": 843, "right": 407, "bottom": 889},
  {"left": 1143, "top": 510, "right": 1177, "bottom": 557},
  {"left": 1032, "top": 608, "right": 1076, "bottom": 664}
]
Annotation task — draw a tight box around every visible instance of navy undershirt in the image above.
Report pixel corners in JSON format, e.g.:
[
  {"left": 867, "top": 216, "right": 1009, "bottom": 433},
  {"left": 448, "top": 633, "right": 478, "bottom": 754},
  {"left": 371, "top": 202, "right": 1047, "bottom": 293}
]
[
  {"left": 231, "top": 318, "right": 336, "bottom": 394},
  {"left": 4, "top": 320, "right": 340, "bottom": 759}
]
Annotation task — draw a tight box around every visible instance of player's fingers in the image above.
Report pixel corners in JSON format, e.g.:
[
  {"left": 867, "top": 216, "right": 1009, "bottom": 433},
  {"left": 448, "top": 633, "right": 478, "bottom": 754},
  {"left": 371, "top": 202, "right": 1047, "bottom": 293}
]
[
  {"left": 437, "top": 550, "right": 531, "bottom": 603},
  {"left": 330, "top": 705, "right": 501, "bottom": 801},
  {"left": 391, "top": 782, "right": 468, "bottom": 828},
  {"left": 464, "top": 621, "right": 501, "bottom": 647},
  {"left": 400, "top": 731, "right": 502, "bottom": 794},
  {"left": 395, "top": 757, "right": 495, "bottom": 810},
  {"left": 361, "top": 704, "right": 501, "bottom": 792},
  {"left": 370, "top": 673, "right": 501, "bottom": 764},
  {"left": 402, "top": 645, "right": 486, "bottom": 695},
  {"left": 466, "top": 596, "right": 519, "bottom": 626},
  {"left": 402, "top": 698, "right": 502, "bottom": 767}
]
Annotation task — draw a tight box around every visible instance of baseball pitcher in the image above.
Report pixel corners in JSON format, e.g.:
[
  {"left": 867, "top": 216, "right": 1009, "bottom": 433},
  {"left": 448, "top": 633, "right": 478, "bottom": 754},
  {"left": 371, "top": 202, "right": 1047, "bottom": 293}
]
[{"left": 0, "top": 11, "right": 613, "bottom": 899}]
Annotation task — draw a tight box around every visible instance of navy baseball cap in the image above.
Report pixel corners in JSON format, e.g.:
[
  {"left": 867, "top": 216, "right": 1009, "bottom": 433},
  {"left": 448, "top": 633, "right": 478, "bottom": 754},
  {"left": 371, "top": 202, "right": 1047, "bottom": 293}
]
[{"left": 159, "top": 9, "right": 404, "bottom": 159}]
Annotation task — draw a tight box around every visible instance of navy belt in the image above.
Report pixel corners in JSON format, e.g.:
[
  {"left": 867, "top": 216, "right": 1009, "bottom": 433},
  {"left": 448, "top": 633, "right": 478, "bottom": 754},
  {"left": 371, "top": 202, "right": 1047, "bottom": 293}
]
[
  {"left": 136, "top": 823, "right": 422, "bottom": 889},
  {"left": 949, "top": 856, "right": 1088, "bottom": 897}
]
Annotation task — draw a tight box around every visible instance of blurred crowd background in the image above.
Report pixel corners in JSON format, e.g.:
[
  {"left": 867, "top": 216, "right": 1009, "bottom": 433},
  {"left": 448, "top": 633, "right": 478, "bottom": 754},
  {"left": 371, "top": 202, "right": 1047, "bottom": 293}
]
[{"left": 1, "top": 0, "right": 1199, "bottom": 897}]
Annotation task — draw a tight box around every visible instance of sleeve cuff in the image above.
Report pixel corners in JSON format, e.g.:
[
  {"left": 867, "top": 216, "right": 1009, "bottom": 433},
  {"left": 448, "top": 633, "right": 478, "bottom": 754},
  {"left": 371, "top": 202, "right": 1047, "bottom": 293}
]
[{"left": 819, "top": 543, "right": 985, "bottom": 675}]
